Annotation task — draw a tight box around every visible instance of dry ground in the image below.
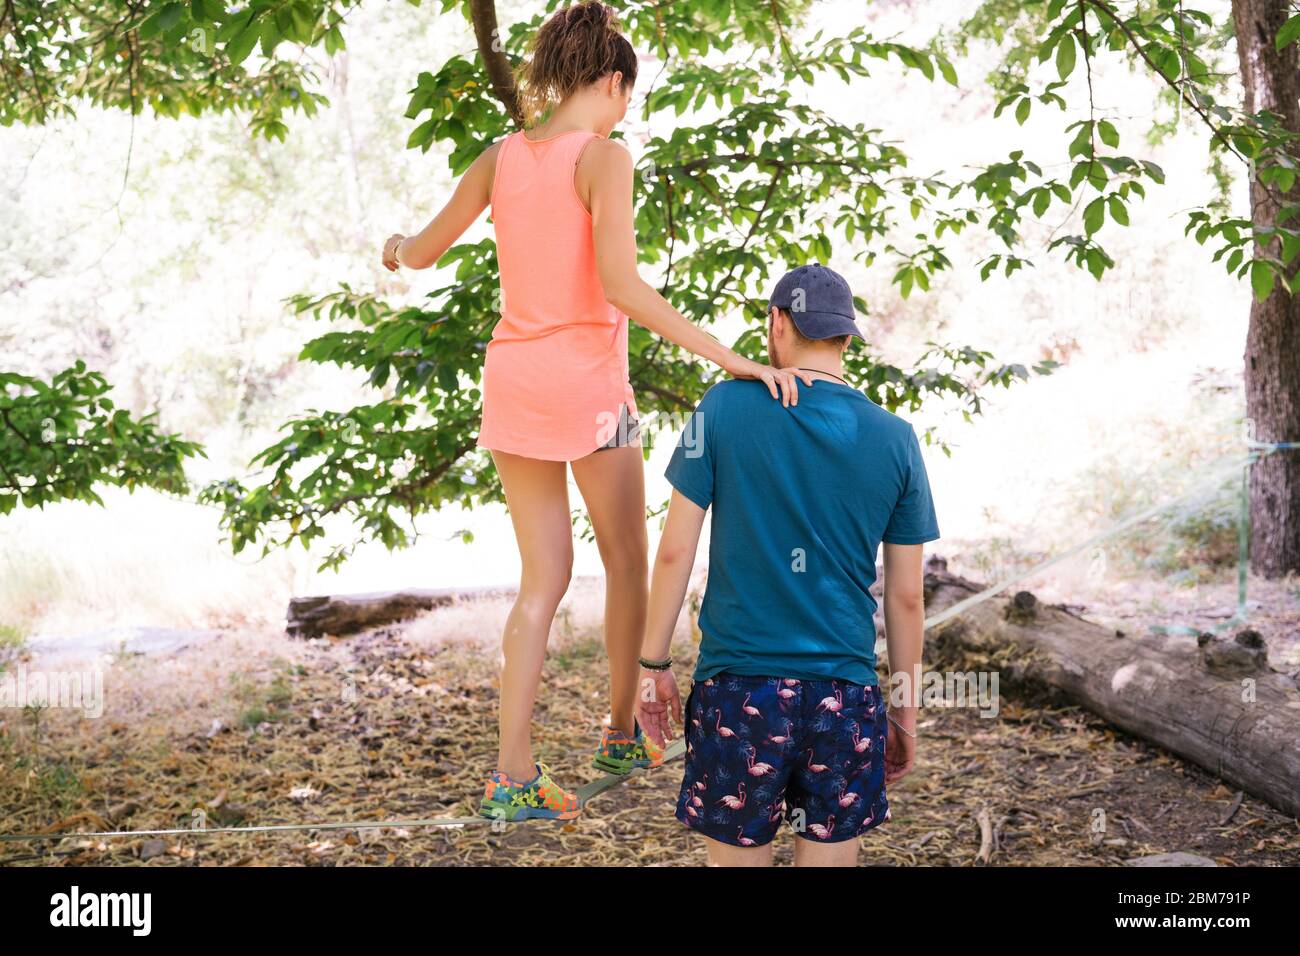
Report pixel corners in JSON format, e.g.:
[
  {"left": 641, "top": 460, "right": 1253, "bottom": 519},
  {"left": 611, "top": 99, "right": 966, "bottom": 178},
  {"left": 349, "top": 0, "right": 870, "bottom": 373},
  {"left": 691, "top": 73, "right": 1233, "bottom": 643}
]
[{"left": 1, "top": 576, "right": 1297, "bottom": 867}]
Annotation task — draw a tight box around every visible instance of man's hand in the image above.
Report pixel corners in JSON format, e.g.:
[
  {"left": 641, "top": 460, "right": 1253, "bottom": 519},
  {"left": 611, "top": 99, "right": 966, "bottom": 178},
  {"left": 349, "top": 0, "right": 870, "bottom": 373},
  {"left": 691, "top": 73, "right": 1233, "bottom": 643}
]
[
  {"left": 884, "top": 707, "right": 917, "bottom": 785},
  {"left": 635, "top": 667, "right": 682, "bottom": 749}
]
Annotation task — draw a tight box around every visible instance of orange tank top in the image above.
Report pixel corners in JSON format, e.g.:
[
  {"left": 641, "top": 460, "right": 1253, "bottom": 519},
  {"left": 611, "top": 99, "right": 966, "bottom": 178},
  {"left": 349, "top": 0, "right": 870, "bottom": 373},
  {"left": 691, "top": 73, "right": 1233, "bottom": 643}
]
[{"left": 475, "top": 130, "right": 637, "bottom": 461}]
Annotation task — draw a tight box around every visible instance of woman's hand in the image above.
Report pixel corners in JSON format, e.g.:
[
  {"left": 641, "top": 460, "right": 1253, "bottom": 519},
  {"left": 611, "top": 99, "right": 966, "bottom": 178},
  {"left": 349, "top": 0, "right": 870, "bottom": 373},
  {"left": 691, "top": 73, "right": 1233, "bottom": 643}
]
[
  {"left": 725, "top": 355, "right": 816, "bottom": 407},
  {"left": 635, "top": 667, "right": 682, "bottom": 749},
  {"left": 381, "top": 234, "right": 405, "bottom": 271}
]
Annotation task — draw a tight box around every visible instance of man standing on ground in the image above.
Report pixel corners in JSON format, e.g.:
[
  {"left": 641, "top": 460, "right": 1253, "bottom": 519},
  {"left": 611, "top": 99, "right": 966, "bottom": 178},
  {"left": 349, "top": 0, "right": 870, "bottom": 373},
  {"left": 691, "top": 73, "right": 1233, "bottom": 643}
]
[{"left": 635, "top": 264, "right": 939, "bottom": 866}]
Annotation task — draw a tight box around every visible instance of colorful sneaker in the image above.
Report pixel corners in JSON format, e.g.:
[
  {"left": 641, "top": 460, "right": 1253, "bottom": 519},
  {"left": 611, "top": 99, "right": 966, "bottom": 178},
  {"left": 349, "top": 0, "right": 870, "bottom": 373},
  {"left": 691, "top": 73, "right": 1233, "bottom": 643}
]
[
  {"left": 478, "top": 763, "right": 581, "bottom": 822},
  {"left": 592, "top": 721, "right": 665, "bottom": 775}
]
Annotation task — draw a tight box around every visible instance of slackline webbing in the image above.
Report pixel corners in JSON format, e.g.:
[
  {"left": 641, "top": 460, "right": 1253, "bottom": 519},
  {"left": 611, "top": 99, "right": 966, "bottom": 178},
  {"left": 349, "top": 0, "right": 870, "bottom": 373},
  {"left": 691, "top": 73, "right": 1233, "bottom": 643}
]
[
  {"left": 0, "top": 740, "right": 686, "bottom": 843},
  {"left": 2, "top": 441, "right": 1297, "bottom": 845}
]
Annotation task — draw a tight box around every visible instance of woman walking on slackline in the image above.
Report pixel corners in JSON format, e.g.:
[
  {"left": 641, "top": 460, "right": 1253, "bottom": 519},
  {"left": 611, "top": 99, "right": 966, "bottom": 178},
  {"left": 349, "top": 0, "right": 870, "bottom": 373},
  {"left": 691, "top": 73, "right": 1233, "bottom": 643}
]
[{"left": 382, "top": 1, "right": 811, "bottom": 819}]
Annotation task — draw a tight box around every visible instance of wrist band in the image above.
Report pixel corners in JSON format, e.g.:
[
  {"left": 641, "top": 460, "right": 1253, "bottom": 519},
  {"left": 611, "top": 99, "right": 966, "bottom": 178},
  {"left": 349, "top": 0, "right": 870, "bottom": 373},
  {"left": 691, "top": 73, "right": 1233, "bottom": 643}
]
[
  {"left": 887, "top": 711, "right": 916, "bottom": 738},
  {"left": 638, "top": 656, "right": 672, "bottom": 671}
]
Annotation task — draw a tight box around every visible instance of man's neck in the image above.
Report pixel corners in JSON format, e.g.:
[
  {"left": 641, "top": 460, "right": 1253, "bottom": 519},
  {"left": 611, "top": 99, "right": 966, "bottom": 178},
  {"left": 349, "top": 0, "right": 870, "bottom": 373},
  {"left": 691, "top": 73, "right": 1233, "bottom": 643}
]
[{"left": 784, "top": 347, "right": 845, "bottom": 383}]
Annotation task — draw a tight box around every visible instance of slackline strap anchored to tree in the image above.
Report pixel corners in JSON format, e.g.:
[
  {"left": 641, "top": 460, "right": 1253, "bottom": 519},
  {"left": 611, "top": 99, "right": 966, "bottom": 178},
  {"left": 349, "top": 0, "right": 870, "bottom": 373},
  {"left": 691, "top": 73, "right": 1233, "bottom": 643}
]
[
  {"left": 1149, "top": 439, "right": 1298, "bottom": 637},
  {"left": 2, "top": 441, "right": 1297, "bottom": 845}
]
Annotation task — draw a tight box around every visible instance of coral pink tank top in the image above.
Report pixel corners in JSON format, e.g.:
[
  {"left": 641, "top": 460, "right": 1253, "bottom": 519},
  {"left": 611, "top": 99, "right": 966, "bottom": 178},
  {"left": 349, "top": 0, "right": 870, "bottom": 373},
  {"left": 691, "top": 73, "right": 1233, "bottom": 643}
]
[{"left": 476, "top": 129, "right": 637, "bottom": 461}]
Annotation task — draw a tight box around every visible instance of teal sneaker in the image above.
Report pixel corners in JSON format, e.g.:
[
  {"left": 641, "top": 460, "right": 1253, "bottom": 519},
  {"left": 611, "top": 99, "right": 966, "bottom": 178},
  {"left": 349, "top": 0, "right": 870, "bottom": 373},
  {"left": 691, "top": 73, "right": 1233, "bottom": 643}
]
[
  {"left": 478, "top": 763, "right": 581, "bottom": 822},
  {"left": 592, "top": 721, "right": 665, "bottom": 775}
]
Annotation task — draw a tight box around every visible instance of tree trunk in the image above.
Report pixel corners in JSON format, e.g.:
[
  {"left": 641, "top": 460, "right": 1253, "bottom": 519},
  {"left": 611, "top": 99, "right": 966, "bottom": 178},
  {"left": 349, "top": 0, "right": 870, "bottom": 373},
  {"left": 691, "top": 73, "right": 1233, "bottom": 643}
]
[
  {"left": 286, "top": 585, "right": 517, "bottom": 637},
  {"left": 1233, "top": 0, "right": 1300, "bottom": 577},
  {"left": 920, "top": 568, "right": 1300, "bottom": 819}
]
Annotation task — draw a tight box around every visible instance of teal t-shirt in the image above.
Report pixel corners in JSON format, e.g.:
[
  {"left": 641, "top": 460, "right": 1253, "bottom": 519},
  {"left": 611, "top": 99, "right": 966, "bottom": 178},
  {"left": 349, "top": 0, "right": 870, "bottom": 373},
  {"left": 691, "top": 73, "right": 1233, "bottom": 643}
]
[{"left": 665, "top": 378, "right": 940, "bottom": 686}]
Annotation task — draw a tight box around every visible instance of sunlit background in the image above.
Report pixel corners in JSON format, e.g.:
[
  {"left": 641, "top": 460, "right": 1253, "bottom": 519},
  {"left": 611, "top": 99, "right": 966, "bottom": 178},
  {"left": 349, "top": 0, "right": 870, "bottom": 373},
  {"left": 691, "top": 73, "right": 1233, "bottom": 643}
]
[{"left": 1, "top": 0, "right": 1259, "bottom": 655}]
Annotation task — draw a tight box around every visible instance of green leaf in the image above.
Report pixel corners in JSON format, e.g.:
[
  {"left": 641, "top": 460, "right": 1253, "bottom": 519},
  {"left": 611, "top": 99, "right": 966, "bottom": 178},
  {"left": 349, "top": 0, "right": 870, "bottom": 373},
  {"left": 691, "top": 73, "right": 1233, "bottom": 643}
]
[
  {"left": 406, "top": 118, "right": 437, "bottom": 151},
  {"left": 1098, "top": 120, "right": 1119, "bottom": 148},
  {"left": 191, "top": 0, "right": 223, "bottom": 21},
  {"left": 158, "top": 2, "right": 185, "bottom": 32},
  {"left": 1015, "top": 97, "right": 1031, "bottom": 125},
  {"left": 1055, "top": 34, "right": 1076, "bottom": 80},
  {"left": 215, "top": 9, "right": 252, "bottom": 43},
  {"left": 289, "top": 2, "right": 317, "bottom": 43},
  {"left": 1283, "top": 233, "right": 1300, "bottom": 265},
  {"left": 259, "top": 17, "right": 281, "bottom": 58},
  {"left": 1265, "top": 164, "right": 1297, "bottom": 193},
  {"left": 898, "top": 268, "right": 914, "bottom": 299},
  {"left": 405, "top": 89, "right": 433, "bottom": 119},
  {"left": 324, "top": 24, "right": 345, "bottom": 55},
  {"left": 1085, "top": 248, "right": 1107, "bottom": 279},
  {"left": 1107, "top": 195, "right": 1129, "bottom": 226},
  {"left": 1068, "top": 123, "right": 1092, "bottom": 158},
  {"left": 1155, "top": 47, "right": 1181, "bottom": 81},
  {"left": 225, "top": 19, "right": 260, "bottom": 66},
  {"left": 1276, "top": 14, "right": 1300, "bottom": 51},
  {"left": 139, "top": 7, "right": 167, "bottom": 39},
  {"left": 1251, "top": 260, "right": 1276, "bottom": 300},
  {"left": 1082, "top": 197, "right": 1105, "bottom": 235}
]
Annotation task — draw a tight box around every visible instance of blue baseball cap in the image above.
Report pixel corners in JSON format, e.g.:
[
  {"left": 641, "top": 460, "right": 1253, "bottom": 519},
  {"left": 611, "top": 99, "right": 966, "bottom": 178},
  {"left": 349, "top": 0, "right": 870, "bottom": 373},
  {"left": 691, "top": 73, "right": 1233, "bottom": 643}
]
[{"left": 768, "top": 263, "right": 863, "bottom": 340}]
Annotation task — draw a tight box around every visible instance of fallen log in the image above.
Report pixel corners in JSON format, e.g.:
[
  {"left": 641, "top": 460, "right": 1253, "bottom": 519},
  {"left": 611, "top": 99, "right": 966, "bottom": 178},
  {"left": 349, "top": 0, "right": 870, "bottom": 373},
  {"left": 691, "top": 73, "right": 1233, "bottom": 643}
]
[
  {"left": 920, "top": 565, "right": 1300, "bottom": 819},
  {"left": 286, "top": 586, "right": 517, "bottom": 638}
]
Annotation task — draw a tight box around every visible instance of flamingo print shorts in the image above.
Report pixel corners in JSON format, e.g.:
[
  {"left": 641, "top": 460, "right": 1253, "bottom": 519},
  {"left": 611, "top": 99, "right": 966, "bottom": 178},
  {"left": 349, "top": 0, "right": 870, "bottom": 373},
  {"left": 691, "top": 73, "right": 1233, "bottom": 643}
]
[{"left": 675, "top": 672, "right": 890, "bottom": 847}]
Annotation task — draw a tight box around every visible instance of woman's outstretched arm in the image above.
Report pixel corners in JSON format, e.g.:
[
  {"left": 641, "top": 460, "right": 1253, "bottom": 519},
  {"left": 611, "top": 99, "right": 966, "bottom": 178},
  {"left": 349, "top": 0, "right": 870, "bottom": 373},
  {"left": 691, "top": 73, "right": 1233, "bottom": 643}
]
[
  {"left": 584, "top": 139, "right": 811, "bottom": 407},
  {"left": 382, "top": 141, "right": 502, "bottom": 271}
]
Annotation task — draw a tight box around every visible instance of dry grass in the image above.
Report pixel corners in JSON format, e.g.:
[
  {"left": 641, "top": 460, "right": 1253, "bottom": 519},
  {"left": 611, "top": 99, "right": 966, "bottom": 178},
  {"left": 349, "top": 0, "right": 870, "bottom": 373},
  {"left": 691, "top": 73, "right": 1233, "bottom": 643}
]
[{"left": 2, "top": 577, "right": 1297, "bottom": 867}]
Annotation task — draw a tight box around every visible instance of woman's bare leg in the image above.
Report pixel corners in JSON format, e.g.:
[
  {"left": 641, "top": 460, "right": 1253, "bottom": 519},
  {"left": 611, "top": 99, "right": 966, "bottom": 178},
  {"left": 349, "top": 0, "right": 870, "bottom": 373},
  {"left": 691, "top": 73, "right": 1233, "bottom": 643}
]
[
  {"left": 491, "top": 450, "right": 574, "bottom": 782},
  {"left": 570, "top": 444, "right": 649, "bottom": 737}
]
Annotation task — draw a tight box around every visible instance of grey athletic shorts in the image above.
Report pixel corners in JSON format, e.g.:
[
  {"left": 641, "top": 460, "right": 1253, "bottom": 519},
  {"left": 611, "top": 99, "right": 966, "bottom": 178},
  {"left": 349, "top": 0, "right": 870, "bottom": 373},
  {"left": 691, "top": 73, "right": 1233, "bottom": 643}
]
[{"left": 597, "top": 403, "right": 641, "bottom": 451}]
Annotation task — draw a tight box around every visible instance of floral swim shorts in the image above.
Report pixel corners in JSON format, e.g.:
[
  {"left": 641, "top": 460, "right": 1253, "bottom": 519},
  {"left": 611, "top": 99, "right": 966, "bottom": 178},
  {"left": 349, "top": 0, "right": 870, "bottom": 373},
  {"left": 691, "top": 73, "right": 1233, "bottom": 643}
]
[{"left": 675, "top": 672, "right": 890, "bottom": 847}]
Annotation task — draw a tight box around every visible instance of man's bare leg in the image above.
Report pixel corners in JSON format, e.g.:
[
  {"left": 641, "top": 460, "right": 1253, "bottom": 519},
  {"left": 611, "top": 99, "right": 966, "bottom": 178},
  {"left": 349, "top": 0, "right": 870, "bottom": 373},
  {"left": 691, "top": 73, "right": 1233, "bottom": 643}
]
[
  {"left": 793, "top": 834, "right": 859, "bottom": 867},
  {"left": 704, "top": 837, "right": 774, "bottom": 867}
]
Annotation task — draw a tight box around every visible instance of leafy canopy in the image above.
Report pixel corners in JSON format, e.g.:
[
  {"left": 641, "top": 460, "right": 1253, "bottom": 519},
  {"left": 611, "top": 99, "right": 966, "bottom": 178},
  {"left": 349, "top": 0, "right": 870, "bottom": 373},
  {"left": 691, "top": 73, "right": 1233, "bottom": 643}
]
[
  {"left": 199, "top": 1, "right": 1056, "bottom": 570},
  {"left": 8, "top": 0, "right": 1293, "bottom": 569},
  {"left": 0, "top": 362, "right": 205, "bottom": 514}
]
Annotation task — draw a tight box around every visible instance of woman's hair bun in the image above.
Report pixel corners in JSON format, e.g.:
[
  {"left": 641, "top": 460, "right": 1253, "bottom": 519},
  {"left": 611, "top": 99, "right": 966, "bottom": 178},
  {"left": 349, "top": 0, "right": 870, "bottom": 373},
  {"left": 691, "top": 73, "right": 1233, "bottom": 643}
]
[{"left": 516, "top": 2, "right": 638, "bottom": 125}]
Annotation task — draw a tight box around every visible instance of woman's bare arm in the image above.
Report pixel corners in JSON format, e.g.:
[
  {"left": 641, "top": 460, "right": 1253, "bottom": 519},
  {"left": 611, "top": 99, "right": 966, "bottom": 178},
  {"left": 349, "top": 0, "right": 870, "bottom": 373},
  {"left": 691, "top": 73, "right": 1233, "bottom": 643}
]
[
  {"left": 583, "top": 139, "right": 811, "bottom": 406},
  {"left": 382, "top": 141, "right": 501, "bottom": 271}
]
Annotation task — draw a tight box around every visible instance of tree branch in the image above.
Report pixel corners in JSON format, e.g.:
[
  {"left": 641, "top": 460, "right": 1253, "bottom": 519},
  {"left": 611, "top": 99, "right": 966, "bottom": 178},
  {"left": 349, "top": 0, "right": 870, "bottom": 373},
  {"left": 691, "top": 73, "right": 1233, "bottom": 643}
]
[
  {"left": 629, "top": 379, "right": 692, "bottom": 409},
  {"left": 469, "top": 0, "right": 523, "bottom": 128},
  {"left": 1082, "top": 0, "right": 1244, "bottom": 164}
]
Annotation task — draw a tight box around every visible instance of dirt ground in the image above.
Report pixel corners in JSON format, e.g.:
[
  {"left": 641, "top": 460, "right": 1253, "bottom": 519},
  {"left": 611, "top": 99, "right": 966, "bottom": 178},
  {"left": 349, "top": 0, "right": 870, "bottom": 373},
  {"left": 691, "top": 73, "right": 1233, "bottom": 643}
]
[{"left": 1, "top": 571, "right": 1297, "bottom": 867}]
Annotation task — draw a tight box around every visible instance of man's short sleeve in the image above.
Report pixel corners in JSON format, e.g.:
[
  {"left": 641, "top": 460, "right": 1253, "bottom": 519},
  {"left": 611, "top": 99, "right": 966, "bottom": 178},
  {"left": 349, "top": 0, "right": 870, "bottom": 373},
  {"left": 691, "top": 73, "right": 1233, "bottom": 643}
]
[
  {"left": 882, "top": 428, "right": 940, "bottom": 545},
  {"left": 664, "top": 389, "right": 718, "bottom": 510}
]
